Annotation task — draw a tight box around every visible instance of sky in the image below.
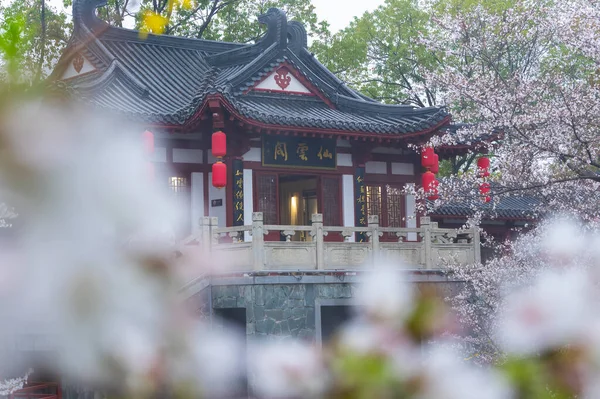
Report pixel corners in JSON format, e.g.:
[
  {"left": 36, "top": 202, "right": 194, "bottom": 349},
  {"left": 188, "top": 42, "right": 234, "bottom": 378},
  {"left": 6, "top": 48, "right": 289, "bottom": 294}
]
[
  {"left": 311, "top": 0, "right": 385, "bottom": 32},
  {"left": 46, "top": 0, "right": 386, "bottom": 33}
]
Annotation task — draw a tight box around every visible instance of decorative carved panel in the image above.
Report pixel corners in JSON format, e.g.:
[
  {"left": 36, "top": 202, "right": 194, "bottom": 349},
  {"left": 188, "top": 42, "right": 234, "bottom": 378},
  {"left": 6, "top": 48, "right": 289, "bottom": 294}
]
[
  {"left": 256, "top": 173, "right": 278, "bottom": 225},
  {"left": 366, "top": 185, "right": 382, "bottom": 222},
  {"left": 386, "top": 185, "right": 404, "bottom": 228}
]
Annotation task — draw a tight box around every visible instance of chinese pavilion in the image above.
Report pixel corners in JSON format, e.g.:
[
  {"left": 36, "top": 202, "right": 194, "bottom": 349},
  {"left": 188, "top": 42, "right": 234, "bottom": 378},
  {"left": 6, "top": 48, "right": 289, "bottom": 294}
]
[{"left": 51, "top": 0, "right": 452, "bottom": 241}]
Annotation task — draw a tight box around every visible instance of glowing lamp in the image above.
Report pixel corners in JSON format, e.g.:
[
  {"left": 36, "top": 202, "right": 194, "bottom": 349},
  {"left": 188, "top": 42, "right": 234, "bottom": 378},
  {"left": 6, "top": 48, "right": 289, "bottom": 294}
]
[
  {"left": 212, "top": 161, "right": 227, "bottom": 188},
  {"left": 142, "top": 130, "right": 154, "bottom": 155},
  {"left": 212, "top": 131, "right": 227, "bottom": 158},
  {"left": 421, "top": 147, "right": 436, "bottom": 168},
  {"left": 477, "top": 156, "right": 490, "bottom": 169},
  {"left": 430, "top": 153, "right": 439, "bottom": 174}
]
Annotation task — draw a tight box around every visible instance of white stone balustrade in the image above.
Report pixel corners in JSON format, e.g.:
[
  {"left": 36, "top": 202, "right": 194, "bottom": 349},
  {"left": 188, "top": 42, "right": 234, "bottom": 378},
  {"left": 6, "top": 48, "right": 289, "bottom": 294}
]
[{"left": 189, "top": 213, "right": 480, "bottom": 272}]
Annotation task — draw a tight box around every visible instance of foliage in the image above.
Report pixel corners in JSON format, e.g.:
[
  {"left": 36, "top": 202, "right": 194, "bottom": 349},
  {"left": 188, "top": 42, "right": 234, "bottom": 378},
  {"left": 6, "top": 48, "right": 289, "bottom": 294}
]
[
  {"left": 0, "top": 0, "right": 71, "bottom": 82},
  {"left": 65, "top": 0, "right": 330, "bottom": 44}
]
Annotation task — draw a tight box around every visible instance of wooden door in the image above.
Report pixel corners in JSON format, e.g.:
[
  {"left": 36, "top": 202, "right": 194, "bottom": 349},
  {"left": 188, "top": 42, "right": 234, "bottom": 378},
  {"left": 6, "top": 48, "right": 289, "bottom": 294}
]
[
  {"left": 254, "top": 172, "right": 280, "bottom": 241},
  {"left": 319, "top": 175, "right": 343, "bottom": 242}
]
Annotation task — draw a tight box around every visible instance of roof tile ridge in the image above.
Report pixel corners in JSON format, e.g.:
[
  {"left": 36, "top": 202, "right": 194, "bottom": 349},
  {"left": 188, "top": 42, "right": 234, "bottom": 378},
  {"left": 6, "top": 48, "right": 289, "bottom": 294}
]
[
  {"left": 296, "top": 48, "right": 363, "bottom": 101},
  {"left": 223, "top": 47, "right": 285, "bottom": 94},
  {"left": 336, "top": 94, "right": 447, "bottom": 116},
  {"left": 74, "top": 60, "right": 148, "bottom": 98},
  {"left": 100, "top": 26, "right": 247, "bottom": 52}
]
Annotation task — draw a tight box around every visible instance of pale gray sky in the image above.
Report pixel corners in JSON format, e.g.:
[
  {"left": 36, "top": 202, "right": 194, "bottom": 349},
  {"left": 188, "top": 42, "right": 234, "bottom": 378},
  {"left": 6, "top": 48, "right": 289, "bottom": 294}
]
[
  {"left": 48, "top": 0, "right": 386, "bottom": 33},
  {"left": 311, "top": 0, "right": 385, "bottom": 32}
]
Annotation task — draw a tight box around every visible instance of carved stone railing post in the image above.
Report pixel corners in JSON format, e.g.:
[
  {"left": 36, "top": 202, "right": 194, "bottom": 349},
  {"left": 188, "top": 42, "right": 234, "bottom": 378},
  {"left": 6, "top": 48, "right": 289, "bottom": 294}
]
[
  {"left": 421, "top": 216, "right": 432, "bottom": 269},
  {"left": 368, "top": 215, "right": 381, "bottom": 267},
  {"left": 312, "top": 213, "right": 324, "bottom": 270},
  {"left": 198, "top": 217, "right": 212, "bottom": 256},
  {"left": 473, "top": 225, "right": 481, "bottom": 264},
  {"left": 252, "top": 212, "right": 265, "bottom": 271}
]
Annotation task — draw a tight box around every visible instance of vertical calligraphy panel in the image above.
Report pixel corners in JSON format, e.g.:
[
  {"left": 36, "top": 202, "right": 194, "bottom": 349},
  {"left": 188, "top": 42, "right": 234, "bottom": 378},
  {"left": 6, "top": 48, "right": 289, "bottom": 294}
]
[
  {"left": 354, "top": 167, "right": 367, "bottom": 242},
  {"left": 232, "top": 159, "right": 244, "bottom": 226}
]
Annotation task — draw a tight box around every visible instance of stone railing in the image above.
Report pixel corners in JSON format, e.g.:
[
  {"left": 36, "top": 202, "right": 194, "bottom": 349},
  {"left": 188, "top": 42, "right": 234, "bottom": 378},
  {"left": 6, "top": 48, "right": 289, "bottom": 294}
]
[{"left": 187, "top": 213, "right": 480, "bottom": 272}]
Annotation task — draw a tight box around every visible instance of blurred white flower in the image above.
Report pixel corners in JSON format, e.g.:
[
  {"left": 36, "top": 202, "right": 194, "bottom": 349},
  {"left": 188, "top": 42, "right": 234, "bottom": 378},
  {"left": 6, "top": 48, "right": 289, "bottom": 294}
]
[
  {"left": 418, "top": 345, "right": 513, "bottom": 399},
  {"left": 354, "top": 268, "right": 414, "bottom": 326},
  {"left": 250, "top": 341, "right": 328, "bottom": 399},
  {"left": 0, "top": 101, "right": 182, "bottom": 392},
  {"left": 496, "top": 269, "right": 593, "bottom": 355},
  {"left": 171, "top": 325, "right": 246, "bottom": 397},
  {"left": 0, "top": 370, "right": 31, "bottom": 396},
  {"left": 541, "top": 217, "right": 586, "bottom": 266}
]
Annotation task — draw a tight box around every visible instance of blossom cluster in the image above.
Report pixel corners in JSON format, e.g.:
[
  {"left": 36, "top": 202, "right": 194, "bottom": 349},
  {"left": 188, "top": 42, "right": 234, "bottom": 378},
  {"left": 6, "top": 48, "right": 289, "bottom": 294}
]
[{"left": 420, "top": 0, "right": 600, "bottom": 220}]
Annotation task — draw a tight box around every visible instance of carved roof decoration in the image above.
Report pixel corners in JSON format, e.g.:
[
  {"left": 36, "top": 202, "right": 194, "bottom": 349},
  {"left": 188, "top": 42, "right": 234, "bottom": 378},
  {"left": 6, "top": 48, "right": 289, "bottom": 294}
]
[{"left": 49, "top": 0, "right": 451, "bottom": 137}]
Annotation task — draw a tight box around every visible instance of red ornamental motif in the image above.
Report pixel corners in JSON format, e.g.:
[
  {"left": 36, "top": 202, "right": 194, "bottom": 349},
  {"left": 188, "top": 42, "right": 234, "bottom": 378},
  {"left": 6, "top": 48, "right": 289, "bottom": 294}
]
[
  {"left": 274, "top": 68, "right": 292, "bottom": 90},
  {"left": 73, "top": 54, "right": 84, "bottom": 73}
]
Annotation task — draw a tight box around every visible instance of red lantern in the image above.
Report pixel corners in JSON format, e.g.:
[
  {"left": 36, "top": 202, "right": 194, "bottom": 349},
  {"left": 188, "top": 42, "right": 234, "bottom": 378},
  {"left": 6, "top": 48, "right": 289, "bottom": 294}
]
[
  {"left": 430, "top": 153, "right": 439, "bottom": 174},
  {"left": 422, "top": 171, "right": 439, "bottom": 200},
  {"left": 479, "top": 182, "right": 491, "bottom": 195},
  {"left": 142, "top": 130, "right": 154, "bottom": 155},
  {"left": 484, "top": 196, "right": 491, "bottom": 203},
  {"left": 212, "top": 161, "right": 227, "bottom": 188},
  {"left": 212, "top": 131, "right": 227, "bottom": 158},
  {"left": 479, "top": 168, "right": 491, "bottom": 178},
  {"left": 477, "top": 156, "right": 490, "bottom": 169},
  {"left": 421, "top": 147, "right": 436, "bottom": 168}
]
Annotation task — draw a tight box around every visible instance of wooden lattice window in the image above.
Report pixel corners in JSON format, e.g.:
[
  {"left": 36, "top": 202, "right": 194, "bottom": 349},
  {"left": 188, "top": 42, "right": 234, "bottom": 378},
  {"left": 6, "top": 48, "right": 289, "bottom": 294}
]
[
  {"left": 168, "top": 176, "right": 191, "bottom": 238},
  {"left": 169, "top": 176, "right": 189, "bottom": 194},
  {"left": 386, "top": 185, "right": 404, "bottom": 228},
  {"left": 255, "top": 173, "right": 278, "bottom": 225},
  {"left": 366, "top": 184, "right": 405, "bottom": 231},
  {"left": 366, "top": 185, "right": 382, "bottom": 223},
  {"left": 321, "top": 176, "right": 341, "bottom": 226}
]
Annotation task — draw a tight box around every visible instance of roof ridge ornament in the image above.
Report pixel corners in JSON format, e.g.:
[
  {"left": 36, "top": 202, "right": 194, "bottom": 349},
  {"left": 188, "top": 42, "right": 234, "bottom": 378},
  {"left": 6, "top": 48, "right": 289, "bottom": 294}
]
[
  {"left": 287, "top": 21, "right": 308, "bottom": 51},
  {"left": 257, "top": 8, "right": 288, "bottom": 49},
  {"left": 73, "top": 0, "right": 109, "bottom": 34}
]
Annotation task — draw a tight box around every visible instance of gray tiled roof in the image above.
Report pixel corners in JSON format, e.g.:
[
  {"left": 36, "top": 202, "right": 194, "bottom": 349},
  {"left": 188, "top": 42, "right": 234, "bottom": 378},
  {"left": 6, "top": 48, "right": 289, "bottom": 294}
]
[
  {"left": 431, "top": 194, "right": 541, "bottom": 220},
  {"left": 51, "top": 0, "right": 450, "bottom": 135}
]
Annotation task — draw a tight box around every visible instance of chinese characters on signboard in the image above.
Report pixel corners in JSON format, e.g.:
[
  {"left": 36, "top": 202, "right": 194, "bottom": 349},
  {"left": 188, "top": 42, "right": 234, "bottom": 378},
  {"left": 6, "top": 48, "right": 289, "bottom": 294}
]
[
  {"left": 262, "top": 135, "right": 336, "bottom": 169},
  {"left": 232, "top": 159, "right": 244, "bottom": 226},
  {"left": 354, "top": 167, "right": 367, "bottom": 242}
]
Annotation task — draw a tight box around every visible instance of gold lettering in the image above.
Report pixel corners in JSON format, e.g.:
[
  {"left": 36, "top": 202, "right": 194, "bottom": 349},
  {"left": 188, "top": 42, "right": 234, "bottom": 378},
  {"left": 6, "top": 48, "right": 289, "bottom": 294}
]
[
  {"left": 356, "top": 175, "right": 364, "bottom": 183},
  {"left": 357, "top": 195, "right": 365, "bottom": 204},
  {"left": 236, "top": 213, "right": 244, "bottom": 222},
  {"left": 359, "top": 217, "right": 366, "bottom": 225},
  {"left": 274, "top": 142, "right": 288, "bottom": 161},
  {"left": 236, "top": 178, "right": 243, "bottom": 190},
  {"left": 297, "top": 143, "right": 309, "bottom": 161},
  {"left": 360, "top": 186, "right": 365, "bottom": 194},
  {"left": 235, "top": 170, "right": 243, "bottom": 176},
  {"left": 235, "top": 202, "right": 244, "bottom": 211},
  {"left": 318, "top": 146, "right": 333, "bottom": 160},
  {"left": 361, "top": 204, "right": 365, "bottom": 214},
  {"left": 235, "top": 191, "right": 243, "bottom": 200}
]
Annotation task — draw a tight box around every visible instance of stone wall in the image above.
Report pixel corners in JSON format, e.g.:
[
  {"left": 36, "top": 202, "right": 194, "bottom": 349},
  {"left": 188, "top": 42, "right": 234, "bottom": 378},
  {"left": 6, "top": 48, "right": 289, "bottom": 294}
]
[
  {"left": 212, "top": 284, "right": 359, "bottom": 342},
  {"left": 211, "top": 280, "right": 463, "bottom": 343}
]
